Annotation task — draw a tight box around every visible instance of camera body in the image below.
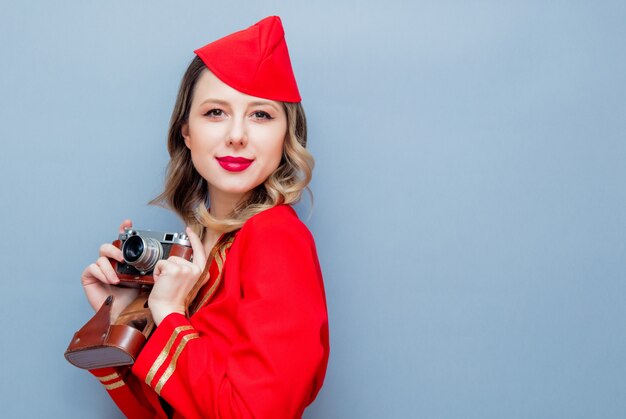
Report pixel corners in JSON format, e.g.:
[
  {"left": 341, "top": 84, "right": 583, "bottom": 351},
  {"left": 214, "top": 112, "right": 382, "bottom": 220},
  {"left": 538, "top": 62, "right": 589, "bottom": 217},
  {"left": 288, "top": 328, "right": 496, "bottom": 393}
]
[{"left": 111, "top": 228, "right": 193, "bottom": 285}]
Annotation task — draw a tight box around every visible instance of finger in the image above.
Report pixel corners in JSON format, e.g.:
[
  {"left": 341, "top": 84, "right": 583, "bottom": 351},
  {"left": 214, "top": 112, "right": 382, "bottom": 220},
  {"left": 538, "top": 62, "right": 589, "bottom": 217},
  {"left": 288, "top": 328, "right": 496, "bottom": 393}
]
[
  {"left": 186, "top": 226, "right": 207, "bottom": 268},
  {"left": 99, "top": 243, "right": 123, "bottom": 261},
  {"left": 118, "top": 219, "right": 133, "bottom": 234},
  {"left": 96, "top": 256, "right": 120, "bottom": 284},
  {"left": 168, "top": 256, "right": 202, "bottom": 278},
  {"left": 167, "top": 255, "right": 196, "bottom": 266},
  {"left": 153, "top": 259, "right": 169, "bottom": 279},
  {"left": 80, "top": 265, "right": 99, "bottom": 286},
  {"left": 82, "top": 263, "right": 107, "bottom": 286},
  {"left": 154, "top": 259, "right": 184, "bottom": 279}
]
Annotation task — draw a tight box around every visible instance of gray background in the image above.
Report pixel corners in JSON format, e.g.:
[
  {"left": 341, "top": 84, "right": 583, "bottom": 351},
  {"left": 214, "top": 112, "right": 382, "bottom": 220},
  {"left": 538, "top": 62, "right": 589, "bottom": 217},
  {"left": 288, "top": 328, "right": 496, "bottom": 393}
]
[{"left": 1, "top": 1, "right": 625, "bottom": 418}]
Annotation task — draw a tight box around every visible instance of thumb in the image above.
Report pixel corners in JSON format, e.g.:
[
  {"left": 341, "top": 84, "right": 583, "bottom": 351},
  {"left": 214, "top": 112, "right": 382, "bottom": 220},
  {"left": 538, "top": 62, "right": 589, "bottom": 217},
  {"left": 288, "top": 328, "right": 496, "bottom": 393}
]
[{"left": 186, "top": 226, "right": 207, "bottom": 268}]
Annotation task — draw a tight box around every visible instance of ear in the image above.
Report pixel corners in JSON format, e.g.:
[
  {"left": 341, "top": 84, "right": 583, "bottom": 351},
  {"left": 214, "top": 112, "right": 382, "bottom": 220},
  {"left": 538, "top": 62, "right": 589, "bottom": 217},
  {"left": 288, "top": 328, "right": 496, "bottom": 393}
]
[{"left": 181, "top": 123, "right": 191, "bottom": 148}]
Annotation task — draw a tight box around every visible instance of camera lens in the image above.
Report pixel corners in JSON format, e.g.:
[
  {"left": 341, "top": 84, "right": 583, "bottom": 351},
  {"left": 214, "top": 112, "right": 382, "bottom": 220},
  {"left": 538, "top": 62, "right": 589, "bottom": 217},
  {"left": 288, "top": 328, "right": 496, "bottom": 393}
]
[
  {"left": 122, "top": 236, "right": 144, "bottom": 263},
  {"left": 121, "top": 235, "right": 163, "bottom": 272}
]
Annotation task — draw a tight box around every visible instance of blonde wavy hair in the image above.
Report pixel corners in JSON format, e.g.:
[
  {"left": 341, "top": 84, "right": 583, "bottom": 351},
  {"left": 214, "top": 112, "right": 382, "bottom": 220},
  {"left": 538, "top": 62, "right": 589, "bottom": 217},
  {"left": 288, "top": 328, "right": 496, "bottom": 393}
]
[{"left": 150, "top": 56, "right": 314, "bottom": 237}]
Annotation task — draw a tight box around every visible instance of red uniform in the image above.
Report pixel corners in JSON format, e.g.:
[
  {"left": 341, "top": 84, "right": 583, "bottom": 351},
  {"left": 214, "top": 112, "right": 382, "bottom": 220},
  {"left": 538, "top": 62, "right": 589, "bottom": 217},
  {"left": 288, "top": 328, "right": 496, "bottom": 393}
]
[{"left": 89, "top": 205, "right": 330, "bottom": 418}]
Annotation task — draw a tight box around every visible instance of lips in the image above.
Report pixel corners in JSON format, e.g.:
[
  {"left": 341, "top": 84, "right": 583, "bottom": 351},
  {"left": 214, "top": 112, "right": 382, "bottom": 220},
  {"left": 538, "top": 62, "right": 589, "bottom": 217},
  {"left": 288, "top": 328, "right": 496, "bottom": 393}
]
[{"left": 216, "top": 156, "right": 254, "bottom": 172}]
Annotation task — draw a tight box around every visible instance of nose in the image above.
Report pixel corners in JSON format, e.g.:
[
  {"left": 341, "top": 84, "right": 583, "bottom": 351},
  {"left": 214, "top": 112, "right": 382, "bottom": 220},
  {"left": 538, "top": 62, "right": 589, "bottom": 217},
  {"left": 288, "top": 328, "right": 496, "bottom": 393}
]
[{"left": 227, "top": 117, "right": 248, "bottom": 148}]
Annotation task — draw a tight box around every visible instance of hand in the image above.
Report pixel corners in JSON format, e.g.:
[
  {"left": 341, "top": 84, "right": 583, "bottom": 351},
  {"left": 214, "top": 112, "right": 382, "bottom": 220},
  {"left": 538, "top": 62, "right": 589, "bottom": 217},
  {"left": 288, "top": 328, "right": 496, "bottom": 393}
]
[
  {"left": 80, "top": 219, "right": 140, "bottom": 321},
  {"left": 148, "top": 227, "right": 208, "bottom": 325}
]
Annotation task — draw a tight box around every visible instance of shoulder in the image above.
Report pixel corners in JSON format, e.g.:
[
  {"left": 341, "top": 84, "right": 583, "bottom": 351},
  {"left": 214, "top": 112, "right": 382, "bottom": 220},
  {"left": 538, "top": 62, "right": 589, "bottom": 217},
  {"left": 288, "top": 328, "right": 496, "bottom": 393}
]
[
  {"left": 234, "top": 205, "right": 324, "bottom": 295},
  {"left": 235, "top": 205, "right": 317, "bottom": 254},
  {"left": 240, "top": 205, "right": 312, "bottom": 240}
]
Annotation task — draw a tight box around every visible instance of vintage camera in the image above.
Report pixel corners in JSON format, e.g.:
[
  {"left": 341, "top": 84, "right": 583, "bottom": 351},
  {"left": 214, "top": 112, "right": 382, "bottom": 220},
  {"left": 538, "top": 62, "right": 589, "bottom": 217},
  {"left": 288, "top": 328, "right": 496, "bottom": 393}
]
[
  {"left": 65, "top": 227, "right": 194, "bottom": 370},
  {"left": 111, "top": 228, "right": 193, "bottom": 285}
]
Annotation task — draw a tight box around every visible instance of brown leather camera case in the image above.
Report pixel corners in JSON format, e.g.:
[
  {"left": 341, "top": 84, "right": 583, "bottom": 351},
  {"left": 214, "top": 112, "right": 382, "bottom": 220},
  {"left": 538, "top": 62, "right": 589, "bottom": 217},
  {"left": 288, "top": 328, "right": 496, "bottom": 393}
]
[{"left": 64, "top": 292, "right": 154, "bottom": 370}]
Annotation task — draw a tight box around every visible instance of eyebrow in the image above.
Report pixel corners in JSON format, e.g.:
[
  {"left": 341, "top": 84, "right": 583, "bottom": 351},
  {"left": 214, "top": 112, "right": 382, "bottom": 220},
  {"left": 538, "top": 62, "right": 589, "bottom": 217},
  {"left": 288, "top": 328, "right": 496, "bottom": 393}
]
[{"left": 199, "top": 98, "right": 279, "bottom": 110}]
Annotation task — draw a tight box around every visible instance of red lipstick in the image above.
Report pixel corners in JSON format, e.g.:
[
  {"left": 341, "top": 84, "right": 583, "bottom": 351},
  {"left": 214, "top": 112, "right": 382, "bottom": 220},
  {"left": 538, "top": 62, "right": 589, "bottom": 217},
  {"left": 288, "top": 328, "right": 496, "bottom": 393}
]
[{"left": 216, "top": 156, "right": 254, "bottom": 172}]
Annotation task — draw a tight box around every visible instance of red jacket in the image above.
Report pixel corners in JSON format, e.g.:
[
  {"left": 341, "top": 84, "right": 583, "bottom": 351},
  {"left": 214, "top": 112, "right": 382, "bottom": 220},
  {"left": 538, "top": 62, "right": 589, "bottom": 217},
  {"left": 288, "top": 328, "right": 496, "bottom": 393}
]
[{"left": 89, "top": 205, "right": 330, "bottom": 418}]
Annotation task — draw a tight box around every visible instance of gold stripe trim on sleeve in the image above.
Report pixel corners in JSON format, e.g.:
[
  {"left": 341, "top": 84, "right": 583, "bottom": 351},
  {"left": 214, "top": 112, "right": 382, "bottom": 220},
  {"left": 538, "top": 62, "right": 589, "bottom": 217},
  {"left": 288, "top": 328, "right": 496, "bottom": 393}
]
[
  {"left": 96, "top": 372, "right": 121, "bottom": 382},
  {"left": 104, "top": 380, "right": 125, "bottom": 391},
  {"left": 145, "top": 325, "right": 194, "bottom": 386},
  {"left": 154, "top": 332, "right": 200, "bottom": 395}
]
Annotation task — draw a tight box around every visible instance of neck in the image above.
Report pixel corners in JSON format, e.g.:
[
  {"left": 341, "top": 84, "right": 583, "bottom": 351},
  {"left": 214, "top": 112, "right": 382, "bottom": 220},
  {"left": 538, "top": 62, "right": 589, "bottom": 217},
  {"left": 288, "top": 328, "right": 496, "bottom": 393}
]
[
  {"left": 202, "top": 189, "right": 246, "bottom": 253},
  {"left": 208, "top": 189, "right": 246, "bottom": 220}
]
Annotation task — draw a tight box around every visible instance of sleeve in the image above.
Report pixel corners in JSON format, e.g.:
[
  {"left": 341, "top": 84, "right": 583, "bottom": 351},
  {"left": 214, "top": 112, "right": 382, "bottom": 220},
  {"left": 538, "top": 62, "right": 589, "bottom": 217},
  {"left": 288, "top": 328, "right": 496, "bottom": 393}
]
[
  {"left": 131, "top": 217, "right": 329, "bottom": 419},
  {"left": 89, "top": 366, "right": 158, "bottom": 418}
]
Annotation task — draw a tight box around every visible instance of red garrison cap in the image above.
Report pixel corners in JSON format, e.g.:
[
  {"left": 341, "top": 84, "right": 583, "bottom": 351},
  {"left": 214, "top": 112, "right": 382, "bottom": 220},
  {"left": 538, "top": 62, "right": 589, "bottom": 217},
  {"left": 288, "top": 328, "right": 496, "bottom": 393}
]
[{"left": 194, "top": 16, "right": 301, "bottom": 103}]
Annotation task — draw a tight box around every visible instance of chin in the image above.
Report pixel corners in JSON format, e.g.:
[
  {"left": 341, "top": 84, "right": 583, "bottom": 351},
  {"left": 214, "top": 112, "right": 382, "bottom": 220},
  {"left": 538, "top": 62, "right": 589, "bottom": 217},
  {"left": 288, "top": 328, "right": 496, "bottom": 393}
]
[{"left": 217, "top": 182, "right": 263, "bottom": 196}]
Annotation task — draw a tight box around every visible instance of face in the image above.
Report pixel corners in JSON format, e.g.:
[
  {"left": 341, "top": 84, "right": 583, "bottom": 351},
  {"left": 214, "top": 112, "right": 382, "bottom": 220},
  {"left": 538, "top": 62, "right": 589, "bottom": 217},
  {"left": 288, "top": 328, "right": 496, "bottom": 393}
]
[{"left": 182, "top": 70, "right": 287, "bottom": 207}]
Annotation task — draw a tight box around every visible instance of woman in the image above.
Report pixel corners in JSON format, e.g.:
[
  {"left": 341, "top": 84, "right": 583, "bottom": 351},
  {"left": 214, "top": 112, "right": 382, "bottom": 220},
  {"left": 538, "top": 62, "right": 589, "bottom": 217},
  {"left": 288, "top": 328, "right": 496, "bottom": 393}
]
[{"left": 79, "top": 16, "right": 329, "bottom": 418}]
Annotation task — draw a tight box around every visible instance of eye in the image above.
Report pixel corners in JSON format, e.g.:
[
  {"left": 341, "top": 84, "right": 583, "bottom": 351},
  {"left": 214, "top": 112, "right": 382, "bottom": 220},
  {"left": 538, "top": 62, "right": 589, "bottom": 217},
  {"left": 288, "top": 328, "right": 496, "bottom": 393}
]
[
  {"left": 204, "top": 109, "right": 224, "bottom": 117},
  {"left": 252, "top": 111, "right": 273, "bottom": 120}
]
